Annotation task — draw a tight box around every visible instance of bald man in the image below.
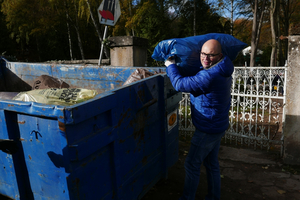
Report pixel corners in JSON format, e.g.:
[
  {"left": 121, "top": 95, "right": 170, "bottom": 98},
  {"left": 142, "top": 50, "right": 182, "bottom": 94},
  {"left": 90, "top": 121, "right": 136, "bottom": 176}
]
[
  {"left": 165, "top": 39, "right": 234, "bottom": 200},
  {"left": 200, "top": 39, "right": 223, "bottom": 69}
]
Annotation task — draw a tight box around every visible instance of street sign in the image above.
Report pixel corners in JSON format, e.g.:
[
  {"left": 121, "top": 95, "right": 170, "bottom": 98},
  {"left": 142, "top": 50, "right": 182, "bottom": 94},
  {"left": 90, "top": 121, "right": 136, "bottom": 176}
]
[
  {"left": 98, "top": 0, "right": 121, "bottom": 26},
  {"left": 97, "top": 0, "right": 121, "bottom": 65}
]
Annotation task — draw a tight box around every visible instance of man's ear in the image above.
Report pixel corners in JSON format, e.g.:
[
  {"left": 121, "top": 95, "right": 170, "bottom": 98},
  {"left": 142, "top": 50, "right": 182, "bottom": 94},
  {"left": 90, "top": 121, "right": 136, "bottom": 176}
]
[{"left": 219, "top": 53, "right": 223, "bottom": 59}]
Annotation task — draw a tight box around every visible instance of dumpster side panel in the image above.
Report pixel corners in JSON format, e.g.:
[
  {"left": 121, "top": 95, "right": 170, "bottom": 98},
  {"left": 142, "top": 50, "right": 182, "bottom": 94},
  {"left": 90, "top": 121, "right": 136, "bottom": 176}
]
[
  {"left": 67, "top": 144, "right": 116, "bottom": 200},
  {"left": 112, "top": 76, "right": 166, "bottom": 199},
  {"left": 17, "top": 114, "right": 69, "bottom": 200},
  {"left": 64, "top": 107, "right": 116, "bottom": 161},
  {"left": 0, "top": 110, "right": 37, "bottom": 200},
  {"left": 0, "top": 110, "right": 70, "bottom": 200},
  {"left": 62, "top": 105, "right": 118, "bottom": 200},
  {"left": 61, "top": 76, "right": 168, "bottom": 200},
  {"left": 0, "top": 110, "right": 20, "bottom": 200}
]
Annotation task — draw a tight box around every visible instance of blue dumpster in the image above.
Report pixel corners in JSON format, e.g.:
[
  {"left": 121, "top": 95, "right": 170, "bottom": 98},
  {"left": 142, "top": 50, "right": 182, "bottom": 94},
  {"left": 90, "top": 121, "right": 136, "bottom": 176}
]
[{"left": 0, "top": 57, "right": 181, "bottom": 200}]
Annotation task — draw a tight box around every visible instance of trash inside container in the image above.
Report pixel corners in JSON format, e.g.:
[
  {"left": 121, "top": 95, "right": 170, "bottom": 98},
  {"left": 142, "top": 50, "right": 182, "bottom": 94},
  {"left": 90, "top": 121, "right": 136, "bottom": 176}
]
[{"left": 0, "top": 57, "right": 181, "bottom": 200}]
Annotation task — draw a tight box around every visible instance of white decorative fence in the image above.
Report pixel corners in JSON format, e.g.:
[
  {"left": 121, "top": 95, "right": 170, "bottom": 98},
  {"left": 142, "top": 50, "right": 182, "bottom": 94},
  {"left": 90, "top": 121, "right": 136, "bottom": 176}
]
[{"left": 178, "top": 66, "right": 287, "bottom": 154}]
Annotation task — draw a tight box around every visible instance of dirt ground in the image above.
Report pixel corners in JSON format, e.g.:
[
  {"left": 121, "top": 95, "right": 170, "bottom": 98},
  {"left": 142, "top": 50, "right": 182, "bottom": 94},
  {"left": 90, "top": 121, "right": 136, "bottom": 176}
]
[{"left": 141, "top": 138, "right": 300, "bottom": 200}]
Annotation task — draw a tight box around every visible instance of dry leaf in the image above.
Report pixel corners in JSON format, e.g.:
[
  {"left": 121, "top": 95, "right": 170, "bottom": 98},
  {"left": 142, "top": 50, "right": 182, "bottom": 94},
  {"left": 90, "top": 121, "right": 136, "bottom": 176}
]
[{"left": 277, "top": 190, "right": 286, "bottom": 194}]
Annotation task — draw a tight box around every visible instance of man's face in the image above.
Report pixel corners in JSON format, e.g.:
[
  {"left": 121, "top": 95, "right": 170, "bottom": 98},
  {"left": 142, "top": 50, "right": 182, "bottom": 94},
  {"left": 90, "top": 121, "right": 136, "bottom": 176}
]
[{"left": 200, "top": 45, "right": 222, "bottom": 69}]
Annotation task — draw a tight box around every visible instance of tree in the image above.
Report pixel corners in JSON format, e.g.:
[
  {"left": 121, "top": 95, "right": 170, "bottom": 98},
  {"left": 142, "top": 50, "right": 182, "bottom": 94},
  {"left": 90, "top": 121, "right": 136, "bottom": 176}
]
[
  {"left": 63, "top": 0, "right": 74, "bottom": 60},
  {"left": 1, "top": 0, "right": 66, "bottom": 61},
  {"left": 79, "top": 0, "right": 109, "bottom": 59},
  {"left": 113, "top": 0, "right": 136, "bottom": 36},
  {"left": 247, "top": 0, "right": 267, "bottom": 67},
  {"left": 0, "top": 0, "right": 16, "bottom": 57},
  {"left": 126, "top": 0, "right": 173, "bottom": 65},
  {"left": 270, "top": 0, "right": 279, "bottom": 66},
  {"left": 177, "top": 0, "right": 226, "bottom": 37},
  {"left": 72, "top": 0, "right": 85, "bottom": 59},
  {"left": 217, "top": 0, "right": 245, "bottom": 35},
  {"left": 280, "top": 0, "right": 300, "bottom": 64}
]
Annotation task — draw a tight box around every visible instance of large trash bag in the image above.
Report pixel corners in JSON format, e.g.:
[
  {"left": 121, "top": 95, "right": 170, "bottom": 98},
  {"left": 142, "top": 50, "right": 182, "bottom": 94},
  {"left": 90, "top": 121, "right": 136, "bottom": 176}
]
[
  {"left": 152, "top": 33, "right": 247, "bottom": 76},
  {"left": 32, "top": 75, "right": 70, "bottom": 90},
  {"left": 123, "top": 68, "right": 159, "bottom": 86},
  {"left": 13, "top": 88, "right": 98, "bottom": 106}
]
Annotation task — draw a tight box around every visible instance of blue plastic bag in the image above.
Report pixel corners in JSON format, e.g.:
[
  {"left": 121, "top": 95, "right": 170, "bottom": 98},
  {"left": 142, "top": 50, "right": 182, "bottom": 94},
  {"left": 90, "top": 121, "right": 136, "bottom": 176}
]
[{"left": 152, "top": 33, "right": 247, "bottom": 76}]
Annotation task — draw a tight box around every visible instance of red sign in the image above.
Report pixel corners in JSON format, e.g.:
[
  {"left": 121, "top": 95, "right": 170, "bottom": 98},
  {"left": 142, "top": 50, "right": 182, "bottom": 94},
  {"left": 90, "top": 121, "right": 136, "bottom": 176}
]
[{"left": 98, "top": 0, "right": 121, "bottom": 26}]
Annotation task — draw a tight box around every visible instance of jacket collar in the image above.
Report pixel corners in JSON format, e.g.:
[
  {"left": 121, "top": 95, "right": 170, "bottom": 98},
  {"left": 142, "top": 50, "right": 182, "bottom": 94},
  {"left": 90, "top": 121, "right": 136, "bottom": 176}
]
[{"left": 204, "top": 56, "right": 224, "bottom": 70}]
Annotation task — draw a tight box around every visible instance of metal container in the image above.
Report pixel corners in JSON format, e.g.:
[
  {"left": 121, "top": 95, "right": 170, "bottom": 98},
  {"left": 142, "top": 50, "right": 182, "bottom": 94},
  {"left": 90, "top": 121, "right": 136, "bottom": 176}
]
[{"left": 0, "top": 58, "right": 181, "bottom": 200}]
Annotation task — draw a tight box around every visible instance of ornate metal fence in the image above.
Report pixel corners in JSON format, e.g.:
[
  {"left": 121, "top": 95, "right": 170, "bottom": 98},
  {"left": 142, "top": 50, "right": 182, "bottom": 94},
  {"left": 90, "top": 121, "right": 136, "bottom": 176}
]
[{"left": 178, "top": 66, "right": 287, "bottom": 154}]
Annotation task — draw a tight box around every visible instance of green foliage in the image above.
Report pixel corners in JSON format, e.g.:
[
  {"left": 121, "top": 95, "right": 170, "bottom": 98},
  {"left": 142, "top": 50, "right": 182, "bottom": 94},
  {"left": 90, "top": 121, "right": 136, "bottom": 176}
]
[
  {"left": 176, "top": 0, "right": 227, "bottom": 36},
  {"left": 130, "top": 1, "right": 173, "bottom": 65},
  {"left": 112, "top": 0, "right": 228, "bottom": 66},
  {"left": 0, "top": 4, "right": 16, "bottom": 56},
  {"left": 0, "top": 0, "right": 234, "bottom": 63}
]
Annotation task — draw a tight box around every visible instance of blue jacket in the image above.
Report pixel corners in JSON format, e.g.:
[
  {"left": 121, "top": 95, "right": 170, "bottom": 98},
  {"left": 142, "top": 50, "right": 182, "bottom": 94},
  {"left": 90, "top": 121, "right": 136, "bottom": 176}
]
[{"left": 166, "top": 56, "right": 234, "bottom": 133}]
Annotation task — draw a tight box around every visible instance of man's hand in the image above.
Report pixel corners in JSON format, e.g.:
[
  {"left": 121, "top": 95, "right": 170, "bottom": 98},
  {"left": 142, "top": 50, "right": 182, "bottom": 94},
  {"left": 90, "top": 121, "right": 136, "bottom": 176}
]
[{"left": 164, "top": 57, "right": 175, "bottom": 67}]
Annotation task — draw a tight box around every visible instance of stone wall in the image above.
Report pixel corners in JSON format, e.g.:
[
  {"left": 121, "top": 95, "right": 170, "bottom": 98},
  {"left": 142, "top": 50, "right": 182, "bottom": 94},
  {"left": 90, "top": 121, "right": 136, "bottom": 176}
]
[
  {"left": 283, "top": 35, "right": 300, "bottom": 165},
  {"left": 108, "top": 36, "right": 148, "bottom": 67}
]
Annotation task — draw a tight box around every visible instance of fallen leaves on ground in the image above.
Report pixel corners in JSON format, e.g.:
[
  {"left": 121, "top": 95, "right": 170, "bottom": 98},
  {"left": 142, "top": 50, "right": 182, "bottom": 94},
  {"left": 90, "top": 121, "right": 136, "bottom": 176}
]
[{"left": 277, "top": 190, "right": 286, "bottom": 194}]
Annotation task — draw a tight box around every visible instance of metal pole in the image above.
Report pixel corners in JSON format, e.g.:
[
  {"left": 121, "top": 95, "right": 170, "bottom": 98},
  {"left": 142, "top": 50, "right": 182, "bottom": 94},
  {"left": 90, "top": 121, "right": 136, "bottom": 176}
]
[{"left": 98, "top": 26, "right": 108, "bottom": 65}]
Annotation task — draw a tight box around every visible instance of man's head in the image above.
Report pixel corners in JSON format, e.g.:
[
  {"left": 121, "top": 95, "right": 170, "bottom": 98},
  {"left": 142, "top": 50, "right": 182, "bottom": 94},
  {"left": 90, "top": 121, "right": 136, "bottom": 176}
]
[{"left": 200, "top": 39, "right": 223, "bottom": 69}]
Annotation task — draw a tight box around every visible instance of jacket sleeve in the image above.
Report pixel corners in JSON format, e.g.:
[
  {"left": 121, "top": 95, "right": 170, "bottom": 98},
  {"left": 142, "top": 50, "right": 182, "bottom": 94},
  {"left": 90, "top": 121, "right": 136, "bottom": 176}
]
[{"left": 166, "top": 64, "right": 212, "bottom": 96}]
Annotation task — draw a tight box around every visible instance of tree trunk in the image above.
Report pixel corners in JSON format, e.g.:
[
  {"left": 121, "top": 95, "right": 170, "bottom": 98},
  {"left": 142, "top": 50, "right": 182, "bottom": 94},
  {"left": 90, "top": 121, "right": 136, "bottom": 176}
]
[
  {"left": 276, "top": 0, "right": 283, "bottom": 66},
  {"left": 128, "top": 0, "right": 135, "bottom": 36},
  {"left": 282, "top": 0, "right": 290, "bottom": 64},
  {"left": 270, "top": 0, "right": 277, "bottom": 67},
  {"left": 73, "top": 2, "right": 85, "bottom": 60},
  {"left": 63, "top": 0, "right": 73, "bottom": 60},
  {"left": 66, "top": 16, "right": 73, "bottom": 60},
  {"left": 250, "top": 0, "right": 258, "bottom": 67},
  {"left": 280, "top": 0, "right": 300, "bottom": 64},
  {"left": 85, "top": 0, "right": 109, "bottom": 59},
  {"left": 249, "top": 0, "right": 266, "bottom": 67},
  {"left": 74, "top": 25, "right": 85, "bottom": 60}
]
